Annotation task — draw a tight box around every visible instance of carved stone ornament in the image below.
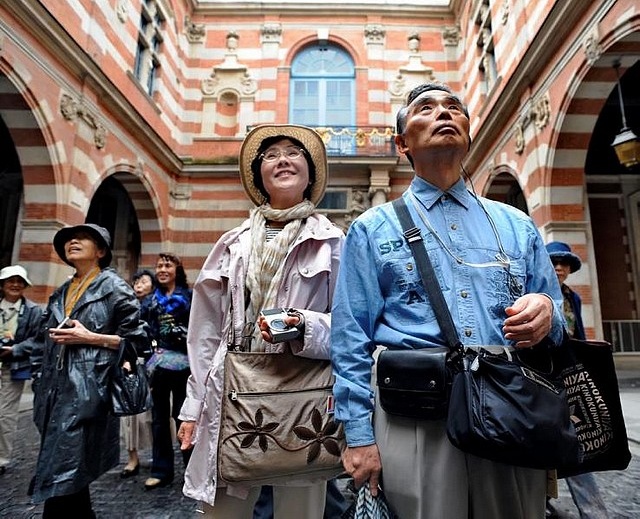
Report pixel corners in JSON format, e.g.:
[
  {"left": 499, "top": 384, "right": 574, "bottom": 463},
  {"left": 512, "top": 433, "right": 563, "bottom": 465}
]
[
  {"left": 514, "top": 122, "right": 524, "bottom": 155},
  {"left": 583, "top": 28, "right": 602, "bottom": 66},
  {"left": 532, "top": 92, "right": 551, "bottom": 130},
  {"left": 201, "top": 76, "right": 219, "bottom": 96},
  {"left": 185, "top": 16, "right": 205, "bottom": 43},
  {"left": 226, "top": 31, "right": 239, "bottom": 52},
  {"left": 442, "top": 25, "right": 460, "bottom": 46},
  {"left": 389, "top": 73, "right": 406, "bottom": 97},
  {"left": 364, "top": 24, "right": 386, "bottom": 44},
  {"left": 94, "top": 124, "right": 107, "bottom": 149},
  {"left": 500, "top": 1, "right": 510, "bottom": 25},
  {"left": 408, "top": 32, "right": 421, "bottom": 52},
  {"left": 60, "top": 94, "right": 80, "bottom": 121},
  {"left": 116, "top": 0, "right": 127, "bottom": 23},
  {"left": 60, "top": 93, "right": 108, "bottom": 149},
  {"left": 261, "top": 23, "right": 282, "bottom": 43},
  {"left": 240, "top": 72, "right": 257, "bottom": 95}
]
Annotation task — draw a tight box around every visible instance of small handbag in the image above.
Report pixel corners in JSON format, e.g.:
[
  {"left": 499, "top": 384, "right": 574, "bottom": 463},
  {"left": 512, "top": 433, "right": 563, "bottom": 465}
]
[
  {"left": 377, "top": 347, "right": 450, "bottom": 420},
  {"left": 217, "top": 345, "right": 345, "bottom": 486},
  {"left": 110, "top": 339, "right": 153, "bottom": 417}
]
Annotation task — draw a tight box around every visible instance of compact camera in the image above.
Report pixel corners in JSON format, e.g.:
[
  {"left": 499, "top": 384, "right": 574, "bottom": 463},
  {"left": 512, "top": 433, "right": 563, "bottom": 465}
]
[{"left": 260, "top": 308, "right": 302, "bottom": 343}]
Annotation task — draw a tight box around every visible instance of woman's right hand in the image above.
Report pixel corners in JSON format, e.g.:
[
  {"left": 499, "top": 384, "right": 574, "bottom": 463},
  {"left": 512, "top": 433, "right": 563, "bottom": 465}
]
[{"left": 178, "top": 420, "right": 196, "bottom": 450}]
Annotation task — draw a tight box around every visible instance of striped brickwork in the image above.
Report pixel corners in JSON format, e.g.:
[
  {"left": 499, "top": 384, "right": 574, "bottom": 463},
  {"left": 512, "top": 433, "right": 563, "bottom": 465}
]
[{"left": 0, "top": 0, "right": 638, "bottom": 339}]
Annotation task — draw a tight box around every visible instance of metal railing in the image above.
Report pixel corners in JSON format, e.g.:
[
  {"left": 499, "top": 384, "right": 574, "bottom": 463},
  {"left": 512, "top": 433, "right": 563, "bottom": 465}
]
[
  {"left": 247, "top": 125, "right": 397, "bottom": 157},
  {"left": 314, "top": 126, "right": 396, "bottom": 157},
  {"left": 603, "top": 320, "right": 640, "bottom": 353}
]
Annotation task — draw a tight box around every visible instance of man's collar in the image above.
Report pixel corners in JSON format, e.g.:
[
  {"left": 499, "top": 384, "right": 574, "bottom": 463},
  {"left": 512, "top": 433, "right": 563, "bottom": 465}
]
[{"left": 410, "top": 176, "right": 471, "bottom": 209}]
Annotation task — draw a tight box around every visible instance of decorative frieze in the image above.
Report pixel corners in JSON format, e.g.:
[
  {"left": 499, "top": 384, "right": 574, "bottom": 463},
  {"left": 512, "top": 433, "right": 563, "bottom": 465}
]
[
  {"left": 185, "top": 16, "right": 205, "bottom": 43},
  {"left": 261, "top": 23, "right": 282, "bottom": 44},
  {"left": 584, "top": 27, "right": 602, "bottom": 66},
  {"left": 116, "top": 0, "right": 127, "bottom": 23},
  {"left": 60, "top": 93, "right": 107, "bottom": 149},
  {"left": 513, "top": 91, "right": 552, "bottom": 154},
  {"left": 442, "top": 25, "right": 460, "bottom": 46},
  {"left": 364, "top": 24, "right": 385, "bottom": 44},
  {"left": 532, "top": 93, "right": 551, "bottom": 130},
  {"left": 500, "top": 1, "right": 510, "bottom": 25}
]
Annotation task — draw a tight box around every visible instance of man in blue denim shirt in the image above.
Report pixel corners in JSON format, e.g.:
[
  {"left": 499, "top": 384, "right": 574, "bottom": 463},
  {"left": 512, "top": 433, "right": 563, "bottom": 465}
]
[{"left": 330, "top": 82, "right": 565, "bottom": 519}]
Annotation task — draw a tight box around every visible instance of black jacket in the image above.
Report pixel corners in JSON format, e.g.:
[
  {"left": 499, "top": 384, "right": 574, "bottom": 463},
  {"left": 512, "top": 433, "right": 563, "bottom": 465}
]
[
  {"left": 31, "top": 268, "right": 147, "bottom": 502},
  {"left": 3, "top": 296, "right": 43, "bottom": 375}
]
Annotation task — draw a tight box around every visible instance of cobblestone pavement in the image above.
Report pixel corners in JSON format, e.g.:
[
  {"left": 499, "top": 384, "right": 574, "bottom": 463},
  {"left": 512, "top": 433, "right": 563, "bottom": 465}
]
[{"left": 2, "top": 402, "right": 639, "bottom": 518}]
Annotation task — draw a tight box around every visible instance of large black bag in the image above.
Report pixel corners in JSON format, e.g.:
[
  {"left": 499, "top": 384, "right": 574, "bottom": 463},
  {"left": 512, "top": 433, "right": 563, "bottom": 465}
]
[
  {"left": 377, "top": 347, "right": 450, "bottom": 420},
  {"left": 110, "top": 339, "right": 153, "bottom": 416},
  {"left": 552, "top": 337, "right": 632, "bottom": 477},
  {"left": 446, "top": 346, "right": 582, "bottom": 470}
]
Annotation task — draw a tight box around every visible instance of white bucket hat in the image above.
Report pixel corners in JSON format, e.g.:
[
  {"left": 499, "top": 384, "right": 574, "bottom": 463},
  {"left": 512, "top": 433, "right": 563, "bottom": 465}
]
[{"left": 0, "top": 265, "right": 32, "bottom": 286}]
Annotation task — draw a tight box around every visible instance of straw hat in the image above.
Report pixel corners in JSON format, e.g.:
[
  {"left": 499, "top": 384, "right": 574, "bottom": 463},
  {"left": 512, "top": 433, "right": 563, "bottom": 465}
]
[
  {"left": 0, "top": 265, "right": 32, "bottom": 286},
  {"left": 546, "top": 241, "right": 582, "bottom": 273},
  {"left": 53, "top": 223, "right": 113, "bottom": 269},
  {"left": 239, "top": 124, "right": 328, "bottom": 206}
]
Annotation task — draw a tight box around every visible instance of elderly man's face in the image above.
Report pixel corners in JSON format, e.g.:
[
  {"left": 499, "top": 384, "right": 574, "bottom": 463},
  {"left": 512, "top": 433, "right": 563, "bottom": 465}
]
[{"left": 399, "top": 89, "right": 471, "bottom": 156}]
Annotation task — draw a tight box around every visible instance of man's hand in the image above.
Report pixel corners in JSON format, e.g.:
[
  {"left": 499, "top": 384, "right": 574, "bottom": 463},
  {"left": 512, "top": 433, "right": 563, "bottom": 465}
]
[
  {"left": 341, "top": 444, "right": 382, "bottom": 496},
  {"left": 178, "top": 421, "right": 196, "bottom": 451},
  {"left": 503, "top": 293, "right": 553, "bottom": 348}
]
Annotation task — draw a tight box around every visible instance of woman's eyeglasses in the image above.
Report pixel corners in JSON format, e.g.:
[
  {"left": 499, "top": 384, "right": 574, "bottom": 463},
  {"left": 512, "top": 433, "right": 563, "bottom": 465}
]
[{"left": 259, "top": 147, "right": 305, "bottom": 162}]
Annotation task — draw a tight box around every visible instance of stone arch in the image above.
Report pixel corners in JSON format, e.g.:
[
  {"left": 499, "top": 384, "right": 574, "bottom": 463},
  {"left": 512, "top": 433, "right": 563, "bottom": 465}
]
[
  {"left": 99, "top": 167, "right": 163, "bottom": 277},
  {"left": 0, "top": 66, "right": 62, "bottom": 301},
  {"left": 546, "top": 21, "right": 640, "bottom": 339},
  {"left": 482, "top": 167, "right": 528, "bottom": 215}
]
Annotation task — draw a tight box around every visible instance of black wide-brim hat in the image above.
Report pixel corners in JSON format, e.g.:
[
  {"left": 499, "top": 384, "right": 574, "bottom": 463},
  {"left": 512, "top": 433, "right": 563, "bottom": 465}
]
[
  {"left": 54, "top": 223, "right": 113, "bottom": 269},
  {"left": 545, "top": 241, "right": 582, "bottom": 273}
]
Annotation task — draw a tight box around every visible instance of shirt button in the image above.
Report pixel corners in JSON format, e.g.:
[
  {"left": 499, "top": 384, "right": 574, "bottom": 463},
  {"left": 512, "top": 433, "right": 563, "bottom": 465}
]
[
  {"left": 451, "top": 224, "right": 457, "bottom": 230},
  {"left": 301, "top": 268, "right": 308, "bottom": 274},
  {"left": 464, "top": 329, "right": 472, "bottom": 337},
  {"left": 441, "top": 195, "right": 448, "bottom": 202},
  {"left": 461, "top": 291, "right": 468, "bottom": 298},
  {"left": 406, "top": 263, "right": 414, "bottom": 271}
]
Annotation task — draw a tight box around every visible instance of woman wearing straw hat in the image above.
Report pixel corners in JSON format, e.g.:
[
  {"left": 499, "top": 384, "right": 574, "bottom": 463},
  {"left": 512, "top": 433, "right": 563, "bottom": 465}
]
[
  {"left": 177, "top": 125, "right": 344, "bottom": 518},
  {"left": 0, "top": 265, "right": 42, "bottom": 475},
  {"left": 30, "top": 224, "right": 147, "bottom": 518}
]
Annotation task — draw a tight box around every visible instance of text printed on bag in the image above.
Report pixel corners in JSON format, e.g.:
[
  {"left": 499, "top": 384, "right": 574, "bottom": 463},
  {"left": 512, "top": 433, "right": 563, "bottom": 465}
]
[{"left": 563, "top": 364, "right": 613, "bottom": 457}]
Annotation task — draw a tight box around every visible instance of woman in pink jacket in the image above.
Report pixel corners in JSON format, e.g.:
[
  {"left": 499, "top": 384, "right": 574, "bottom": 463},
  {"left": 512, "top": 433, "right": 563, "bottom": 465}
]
[{"left": 177, "top": 125, "right": 344, "bottom": 518}]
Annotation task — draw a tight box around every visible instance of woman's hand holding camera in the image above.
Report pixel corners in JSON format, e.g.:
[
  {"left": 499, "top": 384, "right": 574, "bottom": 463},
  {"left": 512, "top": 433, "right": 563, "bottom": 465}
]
[{"left": 258, "top": 308, "right": 305, "bottom": 343}]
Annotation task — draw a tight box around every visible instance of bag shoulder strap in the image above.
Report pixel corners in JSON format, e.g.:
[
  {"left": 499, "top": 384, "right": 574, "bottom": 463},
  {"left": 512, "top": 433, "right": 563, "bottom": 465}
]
[{"left": 392, "top": 196, "right": 463, "bottom": 356}]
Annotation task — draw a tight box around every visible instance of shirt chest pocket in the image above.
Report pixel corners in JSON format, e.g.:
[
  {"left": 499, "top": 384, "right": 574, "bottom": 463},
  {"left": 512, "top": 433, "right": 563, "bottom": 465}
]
[{"left": 381, "top": 252, "right": 447, "bottom": 325}]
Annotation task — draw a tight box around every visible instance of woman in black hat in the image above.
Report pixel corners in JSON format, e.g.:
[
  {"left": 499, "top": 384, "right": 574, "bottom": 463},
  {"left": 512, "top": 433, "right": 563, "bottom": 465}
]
[{"left": 30, "top": 223, "right": 147, "bottom": 518}]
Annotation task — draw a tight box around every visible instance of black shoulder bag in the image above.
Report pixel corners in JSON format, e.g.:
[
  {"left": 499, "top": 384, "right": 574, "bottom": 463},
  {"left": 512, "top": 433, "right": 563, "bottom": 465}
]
[{"left": 383, "top": 197, "right": 583, "bottom": 471}]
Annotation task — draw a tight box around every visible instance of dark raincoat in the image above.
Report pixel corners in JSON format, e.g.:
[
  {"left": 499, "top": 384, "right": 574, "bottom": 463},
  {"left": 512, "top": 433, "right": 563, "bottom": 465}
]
[{"left": 30, "top": 268, "right": 147, "bottom": 503}]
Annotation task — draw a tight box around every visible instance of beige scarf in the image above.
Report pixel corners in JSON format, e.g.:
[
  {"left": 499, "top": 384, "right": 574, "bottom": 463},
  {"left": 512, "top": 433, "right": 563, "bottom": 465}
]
[{"left": 245, "top": 200, "right": 315, "bottom": 350}]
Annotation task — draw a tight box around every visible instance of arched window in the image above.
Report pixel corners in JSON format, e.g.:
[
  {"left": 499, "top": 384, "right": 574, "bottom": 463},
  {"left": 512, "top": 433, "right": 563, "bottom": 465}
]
[{"left": 290, "top": 44, "right": 355, "bottom": 131}]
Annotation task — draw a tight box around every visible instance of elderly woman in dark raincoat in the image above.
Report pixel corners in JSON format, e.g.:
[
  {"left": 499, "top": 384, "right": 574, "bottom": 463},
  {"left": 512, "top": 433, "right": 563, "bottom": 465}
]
[{"left": 30, "top": 224, "right": 147, "bottom": 518}]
